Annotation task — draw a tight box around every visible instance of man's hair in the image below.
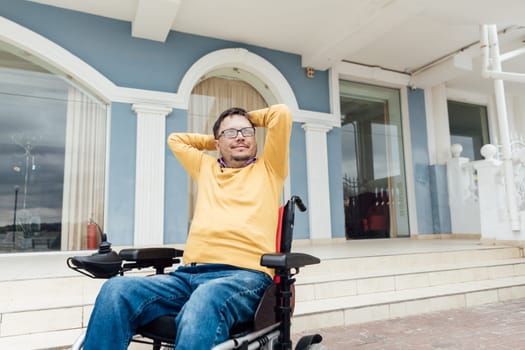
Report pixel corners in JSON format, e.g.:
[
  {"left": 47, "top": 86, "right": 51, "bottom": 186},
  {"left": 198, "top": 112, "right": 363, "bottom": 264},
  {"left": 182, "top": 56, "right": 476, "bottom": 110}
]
[{"left": 213, "top": 107, "right": 254, "bottom": 139}]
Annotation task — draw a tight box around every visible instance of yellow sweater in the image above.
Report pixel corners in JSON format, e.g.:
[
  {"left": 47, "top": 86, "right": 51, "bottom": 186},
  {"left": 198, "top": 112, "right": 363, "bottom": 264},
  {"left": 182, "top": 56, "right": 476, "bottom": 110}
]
[{"left": 167, "top": 104, "right": 292, "bottom": 276}]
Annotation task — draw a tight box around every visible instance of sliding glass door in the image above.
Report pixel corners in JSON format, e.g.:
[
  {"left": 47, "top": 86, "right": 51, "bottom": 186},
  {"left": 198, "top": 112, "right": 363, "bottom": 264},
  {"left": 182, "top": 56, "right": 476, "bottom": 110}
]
[{"left": 340, "top": 80, "right": 409, "bottom": 239}]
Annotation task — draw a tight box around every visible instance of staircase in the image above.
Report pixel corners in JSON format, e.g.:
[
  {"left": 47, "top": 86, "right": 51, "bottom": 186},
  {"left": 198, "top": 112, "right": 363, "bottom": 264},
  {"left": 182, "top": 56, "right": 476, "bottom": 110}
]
[
  {"left": 2, "top": 239, "right": 524, "bottom": 349},
  {"left": 291, "top": 239, "right": 525, "bottom": 333}
]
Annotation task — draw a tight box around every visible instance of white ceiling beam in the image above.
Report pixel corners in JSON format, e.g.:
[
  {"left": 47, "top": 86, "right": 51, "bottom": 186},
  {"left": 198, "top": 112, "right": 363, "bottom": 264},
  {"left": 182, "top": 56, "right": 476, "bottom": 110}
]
[
  {"left": 131, "top": 0, "right": 181, "bottom": 42},
  {"left": 410, "top": 52, "right": 473, "bottom": 88},
  {"left": 301, "top": 0, "right": 429, "bottom": 71},
  {"left": 335, "top": 60, "right": 410, "bottom": 86}
]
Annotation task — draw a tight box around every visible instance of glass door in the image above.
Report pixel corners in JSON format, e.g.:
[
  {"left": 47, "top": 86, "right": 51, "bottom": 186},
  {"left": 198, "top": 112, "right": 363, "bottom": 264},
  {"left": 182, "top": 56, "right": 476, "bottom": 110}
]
[
  {"left": 447, "top": 100, "right": 489, "bottom": 161},
  {"left": 340, "top": 80, "right": 409, "bottom": 239}
]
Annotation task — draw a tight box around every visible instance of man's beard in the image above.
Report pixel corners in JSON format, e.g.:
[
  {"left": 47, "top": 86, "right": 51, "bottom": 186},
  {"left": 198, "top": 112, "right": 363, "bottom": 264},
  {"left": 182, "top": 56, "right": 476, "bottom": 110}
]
[{"left": 232, "top": 154, "right": 251, "bottom": 162}]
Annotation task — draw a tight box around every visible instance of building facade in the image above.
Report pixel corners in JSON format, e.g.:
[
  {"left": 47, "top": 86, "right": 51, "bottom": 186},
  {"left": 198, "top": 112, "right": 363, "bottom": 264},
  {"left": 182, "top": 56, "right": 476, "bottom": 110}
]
[
  {"left": 3, "top": 1, "right": 525, "bottom": 347},
  {"left": 0, "top": 2, "right": 449, "bottom": 254}
]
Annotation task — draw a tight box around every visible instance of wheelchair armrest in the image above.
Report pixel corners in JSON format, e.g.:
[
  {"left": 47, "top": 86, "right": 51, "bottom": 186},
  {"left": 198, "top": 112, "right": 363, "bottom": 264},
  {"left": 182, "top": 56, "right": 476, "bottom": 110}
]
[
  {"left": 67, "top": 251, "right": 123, "bottom": 279},
  {"left": 260, "top": 252, "right": 320, "bottom": 270},
  {"left": 119, "top": 247, "right": 183, "bottom": 261},
  {"left": 119, "top": 247, "right": 184, "bottom": 274}
]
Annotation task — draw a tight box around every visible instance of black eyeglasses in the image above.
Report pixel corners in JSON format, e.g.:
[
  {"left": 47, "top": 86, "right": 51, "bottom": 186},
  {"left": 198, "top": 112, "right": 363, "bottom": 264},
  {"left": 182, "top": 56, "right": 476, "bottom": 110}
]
[{"left": 218, "top": 127, "right": 255, "bottom": 139}]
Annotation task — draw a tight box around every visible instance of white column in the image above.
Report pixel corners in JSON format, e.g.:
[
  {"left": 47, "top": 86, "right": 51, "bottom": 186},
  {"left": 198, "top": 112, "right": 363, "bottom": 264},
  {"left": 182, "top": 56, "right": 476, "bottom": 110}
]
[
  {"left": 132, "top": 104, "right": 172, "bottom": 246},
  {"left": 302, "top": 123, "right": 333, "bottom": 239}
]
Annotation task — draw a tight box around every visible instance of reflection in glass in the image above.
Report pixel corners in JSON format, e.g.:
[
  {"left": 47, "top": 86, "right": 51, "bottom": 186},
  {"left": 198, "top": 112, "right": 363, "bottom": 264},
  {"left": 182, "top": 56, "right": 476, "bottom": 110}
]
[
  {"left": 0, "top": 72, "right": 67, "bottom": 251},
  {"left": 0, "top": 45, "right": 107, "bottom": 252},
  {"left": 340, "top": 80, "right": 409, "bottom": 239},
  {"left": 448, "top": 101, "right": 489, "bottom": 161}
]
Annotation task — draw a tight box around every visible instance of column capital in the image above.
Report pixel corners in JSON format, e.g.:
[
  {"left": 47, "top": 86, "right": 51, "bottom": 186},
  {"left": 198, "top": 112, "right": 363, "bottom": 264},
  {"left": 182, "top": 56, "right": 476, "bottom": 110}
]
[
  {"left": 301, "top": 122, "right": 333, "bottom": 133},
  {"left": 132, "top": 103, "right": 173, "bottom": 116}
]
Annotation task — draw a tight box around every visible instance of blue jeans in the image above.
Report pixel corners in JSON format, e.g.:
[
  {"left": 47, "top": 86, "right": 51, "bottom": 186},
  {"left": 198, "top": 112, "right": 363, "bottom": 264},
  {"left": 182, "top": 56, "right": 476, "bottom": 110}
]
[{"left": 83, "top": 264, "right": 272, "bottom": 350}]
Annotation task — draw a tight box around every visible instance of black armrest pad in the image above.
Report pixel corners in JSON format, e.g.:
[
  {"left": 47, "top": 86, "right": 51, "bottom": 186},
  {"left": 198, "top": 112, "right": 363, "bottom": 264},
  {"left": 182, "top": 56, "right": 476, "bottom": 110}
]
[
  {"left": 260, "top": 252, "right": 320, "bottom": 269},
  {"left": 67, "top": 251, "right": 123, "bottom": 279},
  {"left": 119, "top": 247, "right": 184, "bottom": 262}
]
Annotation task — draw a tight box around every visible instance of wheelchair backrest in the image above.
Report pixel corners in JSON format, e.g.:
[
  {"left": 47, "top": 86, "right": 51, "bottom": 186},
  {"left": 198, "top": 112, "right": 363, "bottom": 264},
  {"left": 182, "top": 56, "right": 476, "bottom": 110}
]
[
  {"left": 276, "top": 195, "right": 306, "bottom": 254},
  {"left": 252, "top": 196, "right": 305, "bottom": 330}
]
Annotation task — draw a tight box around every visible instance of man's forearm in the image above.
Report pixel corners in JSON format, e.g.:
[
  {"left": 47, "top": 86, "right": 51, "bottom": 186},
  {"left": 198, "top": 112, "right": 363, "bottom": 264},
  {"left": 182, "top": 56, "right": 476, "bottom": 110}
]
[
  {"left": 249, "top": 104, "right": 292, "bottom": 179},
  {"left": 168, "top": 133, "right": 216, "bottom": 152},
  {"left": 248, "top": 104, "right": 291, "bottom": 129}
]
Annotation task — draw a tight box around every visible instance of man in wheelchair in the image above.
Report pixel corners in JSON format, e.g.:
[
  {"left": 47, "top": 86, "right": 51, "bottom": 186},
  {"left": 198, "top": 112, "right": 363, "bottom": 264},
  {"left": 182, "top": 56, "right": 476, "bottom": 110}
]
[{"left": 75, "top": 104, "right": 321, "bottom": 349}]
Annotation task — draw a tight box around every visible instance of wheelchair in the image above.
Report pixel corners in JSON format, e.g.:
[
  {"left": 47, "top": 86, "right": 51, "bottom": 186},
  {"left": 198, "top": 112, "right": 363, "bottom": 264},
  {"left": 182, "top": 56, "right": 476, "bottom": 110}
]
[{"left": 68, "top": 196, "right": 323, "bottom": 349}]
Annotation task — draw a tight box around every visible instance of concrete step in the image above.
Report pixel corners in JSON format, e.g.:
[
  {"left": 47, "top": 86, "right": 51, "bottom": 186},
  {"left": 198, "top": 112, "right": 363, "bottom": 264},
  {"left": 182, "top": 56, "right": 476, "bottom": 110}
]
[
  {"left": 297, "top": 245, "right": 522, "bottom": 278},
  {"left": 295, "top": 258, "right": 525, "bottom": 301},
  {"left": 292, "top": 275, "right": 525, "bottom": 333},
  {"left": 291, "top": 244, "right": 525, "bottom": 334},
  {"left": 0, "top": 328, "right": 81, "bottom": 350},
  {"left": 1, "top": 241, "right": 523, "bottom": 348}
]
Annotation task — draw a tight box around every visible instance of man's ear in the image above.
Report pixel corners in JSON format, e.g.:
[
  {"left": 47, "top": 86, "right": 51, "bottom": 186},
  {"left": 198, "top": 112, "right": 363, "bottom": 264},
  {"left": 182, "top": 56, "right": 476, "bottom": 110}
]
[{"left": 214, "top": 139, "right": 220, "bottom": 152}]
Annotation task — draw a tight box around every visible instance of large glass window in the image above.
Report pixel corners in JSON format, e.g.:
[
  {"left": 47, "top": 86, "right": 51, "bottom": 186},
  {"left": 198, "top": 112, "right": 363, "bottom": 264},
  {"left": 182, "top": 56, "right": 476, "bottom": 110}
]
[
  {"left": 0, "top": 45, "right": 107, "bottom": 253},
  {"left": 448, "top": 101, "right": 489, "bottom": 160}
]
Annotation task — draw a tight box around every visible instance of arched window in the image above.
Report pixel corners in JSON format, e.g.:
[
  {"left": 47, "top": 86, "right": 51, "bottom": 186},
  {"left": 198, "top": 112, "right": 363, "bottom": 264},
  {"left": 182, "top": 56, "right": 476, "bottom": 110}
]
[{"left": 0, "top": 43, "right": 107, "bottom": 252}]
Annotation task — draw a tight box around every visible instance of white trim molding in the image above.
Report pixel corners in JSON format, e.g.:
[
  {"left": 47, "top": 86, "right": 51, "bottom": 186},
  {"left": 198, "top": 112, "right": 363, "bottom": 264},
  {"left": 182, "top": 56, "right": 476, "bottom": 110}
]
[
  {"left": 0, "top": 16, "right": 183, "bottom": 107},
  {"left": 293, "top": 109, "right": 340, "bottom": 128},
  {"left": 302, "top": 123, "right": 333, "bottom": 239},
  {"left": 335, "top": 60, "right": 410, "bottom": 87},
  {"left": 0, "top": 16, "right": 116, "bottom": 103},
  {"left": 132, "top": 104, "right": 173, "bottom": 246},
  {"left": 177, "top": 48, "right": 299, "bottom": 110}
]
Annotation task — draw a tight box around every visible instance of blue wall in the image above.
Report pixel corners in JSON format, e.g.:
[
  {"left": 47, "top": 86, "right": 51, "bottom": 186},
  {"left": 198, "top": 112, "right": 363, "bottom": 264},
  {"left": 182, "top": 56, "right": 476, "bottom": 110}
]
[
  {"left": 289, "top": 123, "right": 309, "bottom": 238},
  {"left": 407, "top": 88, "right": 434, "bottom": 234},
  {"left": 164, "top": 109, "right": 190, "bottom": 244},
  {"left": 407, "top": 88, "right": 452, "bottom": 234},
  {"left": 429, "top": 165, "right": 451, "bottom": 233},
  {"left": 106, "top": 103, "right": 136, "bottom": 245}
]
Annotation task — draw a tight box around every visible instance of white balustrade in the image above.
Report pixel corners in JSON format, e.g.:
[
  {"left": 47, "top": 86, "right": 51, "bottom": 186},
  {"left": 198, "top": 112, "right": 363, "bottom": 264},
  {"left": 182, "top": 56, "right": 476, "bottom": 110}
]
[
  {"left": 448, "top": 141, "right": 525, "bottom": 243},
  {"left": 446, "top": 144, "right": 481, "bottom": 235}
]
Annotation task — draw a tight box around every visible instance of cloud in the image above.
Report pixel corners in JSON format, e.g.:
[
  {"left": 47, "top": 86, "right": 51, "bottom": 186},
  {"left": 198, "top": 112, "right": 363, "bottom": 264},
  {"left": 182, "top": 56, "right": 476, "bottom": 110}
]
[{"left": 0, "top": 86, "right": 67, "bottom": 228}]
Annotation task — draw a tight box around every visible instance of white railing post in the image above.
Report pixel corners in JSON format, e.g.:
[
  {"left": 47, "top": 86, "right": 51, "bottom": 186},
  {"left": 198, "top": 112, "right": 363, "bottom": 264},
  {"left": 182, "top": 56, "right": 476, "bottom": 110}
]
[
  {"left": 473, "top": 144, "right": 513, "bottom": 242},
  {"left": 446, "top": 144, "right": 481, "bottom": 235}
]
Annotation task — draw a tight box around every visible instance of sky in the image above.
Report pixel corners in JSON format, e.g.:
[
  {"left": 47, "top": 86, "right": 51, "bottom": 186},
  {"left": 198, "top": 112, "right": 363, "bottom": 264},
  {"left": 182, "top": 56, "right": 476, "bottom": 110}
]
[{"left": 0, "top": 68, "right": 68, "bottom": 229}]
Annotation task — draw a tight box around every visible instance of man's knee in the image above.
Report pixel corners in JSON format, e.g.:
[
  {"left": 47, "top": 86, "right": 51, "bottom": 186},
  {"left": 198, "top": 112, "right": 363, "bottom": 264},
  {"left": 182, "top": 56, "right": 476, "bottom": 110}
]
[{"left": 97, "top": 276, "right": 136, "bottom": 302}]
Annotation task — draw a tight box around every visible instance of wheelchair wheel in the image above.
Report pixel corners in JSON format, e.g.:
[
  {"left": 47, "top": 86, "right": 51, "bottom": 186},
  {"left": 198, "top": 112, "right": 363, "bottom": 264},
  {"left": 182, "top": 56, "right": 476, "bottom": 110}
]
[{"left": 295, "top": 334, "right": 324, "bottom": 350}]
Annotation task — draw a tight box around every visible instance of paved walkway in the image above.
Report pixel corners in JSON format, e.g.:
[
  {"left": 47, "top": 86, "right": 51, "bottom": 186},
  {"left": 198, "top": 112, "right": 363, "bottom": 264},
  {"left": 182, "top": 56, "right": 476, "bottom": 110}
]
[{"left": 293, "top": 298, "right": 525, "bottom": 349}]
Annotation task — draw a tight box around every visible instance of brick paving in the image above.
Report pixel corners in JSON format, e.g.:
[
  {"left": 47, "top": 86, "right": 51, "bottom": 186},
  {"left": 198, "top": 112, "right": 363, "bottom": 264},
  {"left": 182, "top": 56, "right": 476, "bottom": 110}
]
[{"left": 293, "top": 298, "right": 525, "bottom": 349}]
